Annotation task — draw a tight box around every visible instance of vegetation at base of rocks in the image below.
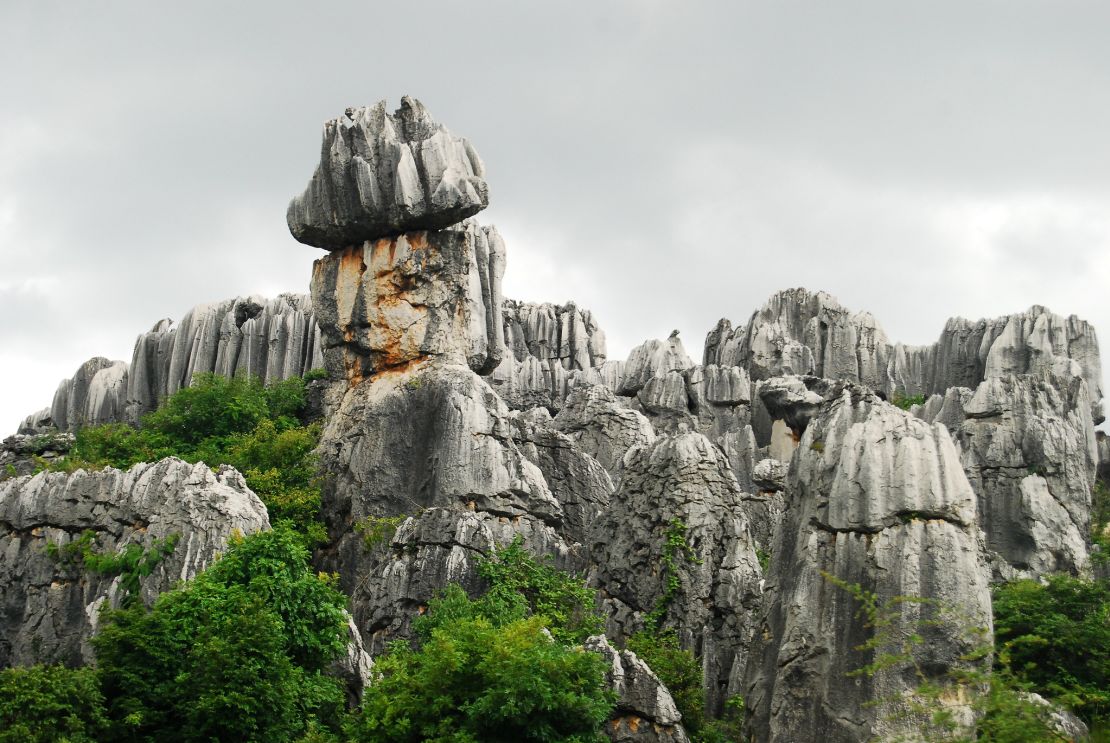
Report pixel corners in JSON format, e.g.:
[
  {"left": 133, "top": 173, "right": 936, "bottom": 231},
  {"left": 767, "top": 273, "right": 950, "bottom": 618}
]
[
  {"left": 823, "top": 571, "right": 1083, "bottom": 742},
  {"left": 1092, "top": 482, "right": 1110, "bottom": 566},
  {"left": 46, "top": 530, "right": 179, "bottom": 606},
  {"left": 891, "top": 392, "right": 927, "bottom": 411},
  {"left": 631, "top": 518, "right": 730, "bottom": 740},
  {"left": 354, "top": 514, "right": 409, "bottom": 551},
  {"left": 302, "top": 367, "right": 330, "bottom": 382},
  {"left": 94, "top": 525, "right": 349, "bottom": 742},
  {"left": 628, "top": 629, "right": 706, "bottom": 735},
  {"left": 992, "top": 574, "right": 1110, "bottom": 727},
  {"left": 476, "top": 537, "right": 604, "bottom": 646},
  {"left": 0, "top": 665, "right": 109, "bottom": 743},
  {"left": 350, "top": 543, "right": 614, "bottom": 743},
  {"left": 3, "top": 526, "right": 350, "bottom": 742},
  {"left": 45, "top": 372, "right": 327, "bottom": 546}
]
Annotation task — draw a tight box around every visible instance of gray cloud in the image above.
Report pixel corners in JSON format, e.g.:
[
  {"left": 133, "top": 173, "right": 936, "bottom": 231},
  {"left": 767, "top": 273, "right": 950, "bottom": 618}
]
[{"left": 3, "top": 1, "right": 1110, "bottom": 430}]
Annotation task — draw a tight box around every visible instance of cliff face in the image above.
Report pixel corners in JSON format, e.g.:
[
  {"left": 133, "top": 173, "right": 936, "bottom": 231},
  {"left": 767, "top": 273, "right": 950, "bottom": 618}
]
[
  {"left": 0, "top": 459, "right": 269, "bottom": 666},
  {"left": 20, "top": 293, "right": 323, "bottom": 432},
  {"left": 745, "top": 381, "right": 991, "bottom": 742},
  {"left": 6, "top": 97, "right": 1106, "bottom": 743}
]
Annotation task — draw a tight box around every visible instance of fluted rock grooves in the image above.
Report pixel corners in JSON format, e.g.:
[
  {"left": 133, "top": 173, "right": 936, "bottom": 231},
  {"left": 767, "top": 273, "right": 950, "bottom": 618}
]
[{"left": 5, "top": 97, "right": 1105, "bottom": 743}]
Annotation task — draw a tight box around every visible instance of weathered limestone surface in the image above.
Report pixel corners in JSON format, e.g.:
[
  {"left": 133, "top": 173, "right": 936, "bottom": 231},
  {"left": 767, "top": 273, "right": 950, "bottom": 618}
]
[
  {"left": 288, "top": 97, "right": 488, "bottom": 250},
  {"left": 745, "top": 381, "right": 992, "bottom": 743},
  {"left": 590, "top": 433, "right": 763, "bottom": 714},
  {"left": 0, "top": 458, "right": 269, "bottom": 666},
  {"left": 586, "top": 635, "right": 691, "bottom": 743},
  {"left": 489, "top": 300, "right": 608, "bottom": 411},
  {"left": 704, "top": 288, "right": 1103, "bottom": 422},
  {"left": 553, "top": 383, "right": 656, "bottom": 483},
  {"left": 510, "top": 407, "right": 615, "bottom": 546},
  {"left": 918, "top": 373, "right": 1097, "bottom": 578},
  {"left": 314, "top": 363, "right": 577, "bottom": 653},
  {"left": 310, "top": 220, "right": 505, "bottom": 382},
  {"left": 19, "top": 294, "right": 323, "bottom": 433}
]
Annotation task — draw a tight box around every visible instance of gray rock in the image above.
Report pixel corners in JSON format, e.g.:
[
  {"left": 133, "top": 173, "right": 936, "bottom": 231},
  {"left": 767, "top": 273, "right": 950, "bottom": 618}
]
[
  {"left": 18, "top": 294, "right": 324, "bottom": 433},
  {"left": 314, "top": 363, "right": 577, "bottom": 652},
  {"left": 745, "top": 382, "right": 992, "bottom": 742},
  {"left": 310, "top": 220, "right": 505, "bottom": 380},
  {"left": 288, "top": 97, "right": 488, "bottom": 250},
  {"left": 0, "top": 458, "right": 269, "bottom": 666},
  {"left": 585, "top": 635, "right": 690, "bottom": 743},
  {"left": 704, "top": 289, "right": 1103, "bottom": 422},
  {"left": 618, "top": 337, "right": 695, "bottom": 396},
  {"left": 553, "top": 383, "right": 656, "bottom": 483},
  {"left": 589, "top": 432, "right": 763, "bottom": 714},
  {"left": 0, "top": 433, "right": 74, "bottom": 481},
  {"left": 1021, "top": 692, "right": 1089, "bottom": 742},
  {"left": 920, "top": 372, "right": 1098, "bottom": 578},
  {"left": 510, "top": 408, "right": 615, "bottom": 546}
]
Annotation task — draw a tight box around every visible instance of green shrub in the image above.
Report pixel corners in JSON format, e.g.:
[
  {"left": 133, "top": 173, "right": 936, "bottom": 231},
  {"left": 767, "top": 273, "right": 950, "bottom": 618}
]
[
  {"left": 351, "top": 585, "right": 612, "bottom": 742},
  {"left": 476, "top": 537, "right": 604, "bottom": 645},
  {"left": 55, "top": 373, "right": 326, "bottom": 546},
  {"left": 628, "top": 629, "right": 705, "bottom": 735},
  {"left": 0, "top": 665, "right": 109, "bottom": 743},
  {"left": 993, "top": 575, "right": 1110, "bottom": 725},
  {"left": 93, "top": 525, "right": 348, "bottom": 742},
  {"left": 46, "top": 530, "right": 179, "bottom": 606},
  {"left": 302, "top": 368, "right": 330, "bottom": 383},
  {"left": 891, "top": 392, "right": 927, "bottom": 411}
]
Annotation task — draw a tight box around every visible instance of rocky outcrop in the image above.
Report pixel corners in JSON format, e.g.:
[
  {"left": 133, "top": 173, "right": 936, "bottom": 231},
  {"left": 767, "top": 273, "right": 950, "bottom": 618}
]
[
  {"left": 287, "top": 98, "right": 488, "bottom": 250},
  {"left": 0, "top": 458, "right": 269, "bottom": 666},
  {"left": 489, "top": 300, "right": 608, "bottom": 411},
  {"left": 553, "top": 383, "right": 656, "bottom": 483},
  {"left": 0, "top": 432, "right": 74, "bottom": 480},
  {"left": 918, "top": 372, "right": 1098, "bottom": 578},
  {"left": 314, "top": 362, "right": 578, "bottom": 653},
  {"left": 590, "top": 432, "right": 763, "bottom": 714},
  {"left": 704, "top": 288, "right": 1103, "bottom": 422},
  {"left": 745, "top": 380, "right": 992, "bottom": 742},
  {"left": 585, "top": 635, "right": 691, "bottom": 743},
  {"left": 310, "top": 220, "right": 505, "bottom": 382},
  {"left": 19, "top": 293, "right": 323, "bottom": 432},
  {"left": 510, "top": 408, "right": 614, "bottom": 545}
]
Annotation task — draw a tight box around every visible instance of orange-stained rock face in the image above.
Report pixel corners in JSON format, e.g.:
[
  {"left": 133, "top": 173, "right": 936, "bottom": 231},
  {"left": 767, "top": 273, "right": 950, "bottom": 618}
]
[{"left": 310, "top": 222, "right": 505, "bottom": 384}]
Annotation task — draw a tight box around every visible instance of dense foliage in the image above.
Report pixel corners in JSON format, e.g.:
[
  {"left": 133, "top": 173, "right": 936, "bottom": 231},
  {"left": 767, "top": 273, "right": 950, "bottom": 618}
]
[
  {"left": 3, "top": 526, "right": 349, "bottom": 742},
  {"left": 992, "top": 574, "right": 1110, "bottom": 726},
  {"left": 0, "top": 665, "right": 109, "bottom": 743},
  {"left": 351, "top": 541, "right": 614, "bottom": 742},
  {"left": 53, "top": 373, "right": 325, "bottom": 544},
  {"left": 627, "top": 629, "right": 705, "bottom": 734}
]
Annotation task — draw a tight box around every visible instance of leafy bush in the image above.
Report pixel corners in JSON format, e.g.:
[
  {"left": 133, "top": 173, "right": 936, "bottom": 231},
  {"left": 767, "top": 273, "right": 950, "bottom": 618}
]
[
  {"left": 55, "top": 373, "right": 325, "bottom": 545},
  {"left": 351, "top": 585, "right": 613, "bottom": 742},
  {"left": 47, "top": 530, "right": 179, "bottom": 606},
  {"left": 303, "top": 368, "right": 330, "bottom": 383},
  {"left": 891, "top": 392, "right": 927, "bottom": 411},
  {"left": 0, "top": 665, "right": 109, "bottom": 743},
  {"left": 93, "top": 526, "right": 348, "bottom": 742},
  {"left": 993, "top": 575, "right": 1110, "bottom": 725},
  {"left": 476, "top": 537, "right": 604, "bottom": 645},
  {"left": 628, "top": 629, "right": 705, "bottom": 735}
]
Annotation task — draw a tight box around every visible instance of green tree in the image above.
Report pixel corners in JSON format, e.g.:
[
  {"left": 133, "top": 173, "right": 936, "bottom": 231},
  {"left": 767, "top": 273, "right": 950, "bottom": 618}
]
[
  {"left": 93, "top": 526, "right": 348, "bottom": 742},
  {"left": 0, "top": 665, "right": 109, "bottom": 743},
  {"left": 351, "top": 585, "right": 613, "bottom": 743},
  {"left": 992, "top": 575, "right": 1110, "bottom": 725}
]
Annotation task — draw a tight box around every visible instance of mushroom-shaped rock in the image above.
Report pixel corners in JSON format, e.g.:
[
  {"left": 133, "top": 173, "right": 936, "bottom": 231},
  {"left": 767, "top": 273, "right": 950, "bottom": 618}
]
[{"left": 288, "top": 97, "right": 489, "bottom": 249}]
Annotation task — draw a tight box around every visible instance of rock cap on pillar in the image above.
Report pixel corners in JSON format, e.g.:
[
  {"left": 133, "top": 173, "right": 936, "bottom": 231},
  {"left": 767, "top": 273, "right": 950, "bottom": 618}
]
[{"left": 288, "top": 97, "right": 489, "bottom": 250}]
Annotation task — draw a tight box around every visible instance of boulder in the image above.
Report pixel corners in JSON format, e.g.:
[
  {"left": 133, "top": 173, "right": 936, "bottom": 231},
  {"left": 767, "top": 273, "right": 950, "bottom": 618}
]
[
  {"left": 586, "top": 635, "right": 690, "bottom": 743},
  {"left": 288, "top": 97, "right": 488, "bottom": 250}
]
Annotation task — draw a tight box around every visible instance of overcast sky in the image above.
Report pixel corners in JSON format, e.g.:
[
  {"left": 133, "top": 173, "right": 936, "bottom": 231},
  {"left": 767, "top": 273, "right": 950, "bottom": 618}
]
[{"left": 3, "top": 1, "right": 1110, "bottom": 433}]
